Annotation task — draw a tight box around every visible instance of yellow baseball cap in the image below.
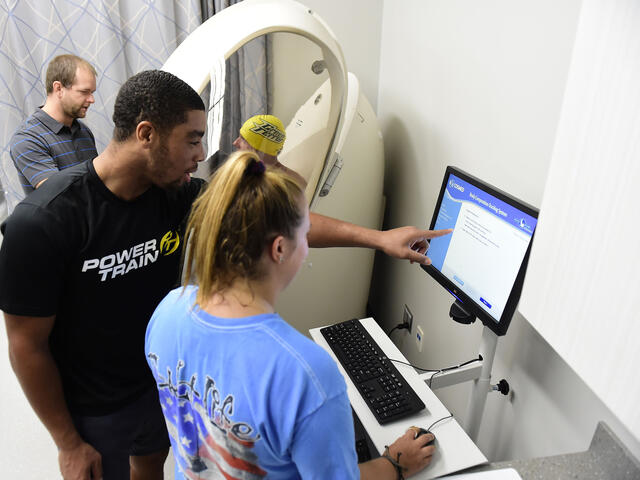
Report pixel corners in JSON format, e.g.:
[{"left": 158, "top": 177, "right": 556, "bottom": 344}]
[{"left": 239, "top": 115, "right": 286, "bottom": 157}]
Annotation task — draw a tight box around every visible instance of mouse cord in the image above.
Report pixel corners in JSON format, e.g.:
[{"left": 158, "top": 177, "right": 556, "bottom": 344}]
[
  {"left": 426, "top": 413, "right": 454, "bottom": 432},
  {"left": 428, "top": 369, "right": 442, "bottom": 387},
  {"left": 380, "top": 413, "right": 454, "bottom": 479}
]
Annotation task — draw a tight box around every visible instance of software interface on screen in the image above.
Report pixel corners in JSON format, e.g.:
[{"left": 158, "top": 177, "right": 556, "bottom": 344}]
[{"left": 427, "top": 173, "right": 538, "bottom": 323}]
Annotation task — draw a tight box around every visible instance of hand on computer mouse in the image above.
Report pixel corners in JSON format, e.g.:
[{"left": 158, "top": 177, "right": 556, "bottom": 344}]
[
  {"left": 414, "top": 427, "right": 436, "bottom": 446},
  {"left": 383, "top": 428, "right": 436, "bottom": 478}
]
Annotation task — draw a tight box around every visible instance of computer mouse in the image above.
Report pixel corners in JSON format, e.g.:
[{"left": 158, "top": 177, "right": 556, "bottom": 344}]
[{"left": 415, "top": 428, "right": 436, "bottom": 446}]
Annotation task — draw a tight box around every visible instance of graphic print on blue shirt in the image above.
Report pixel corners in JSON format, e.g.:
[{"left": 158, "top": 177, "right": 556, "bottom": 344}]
[{"left": 147, "top": 355, "right": 266, "bottom": 479}]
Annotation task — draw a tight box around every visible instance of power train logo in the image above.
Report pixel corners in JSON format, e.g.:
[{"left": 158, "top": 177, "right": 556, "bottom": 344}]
[
  {"left": 82, "top": 231, "right": 180, "bottom": 281},
  {"left": 159, "top": 231, "right": 180, "bottom": 256}
]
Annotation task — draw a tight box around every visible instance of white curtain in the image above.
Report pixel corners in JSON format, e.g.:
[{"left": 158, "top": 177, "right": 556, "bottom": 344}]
[{"left": 0, "top": 0, "right": 201, "bottom": 220}]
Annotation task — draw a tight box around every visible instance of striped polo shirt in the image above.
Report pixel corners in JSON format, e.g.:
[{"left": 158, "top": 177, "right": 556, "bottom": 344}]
[{"left": 10, "top": 108, "right": 98, "bottom": 194}]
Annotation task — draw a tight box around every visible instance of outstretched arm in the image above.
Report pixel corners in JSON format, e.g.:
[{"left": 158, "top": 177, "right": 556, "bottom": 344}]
[
  {"left": 307, "top": 212, "right": 452, "bottom": 265},
  {"left": 4, "top": 313, "right": 102, "bottom": 480}
]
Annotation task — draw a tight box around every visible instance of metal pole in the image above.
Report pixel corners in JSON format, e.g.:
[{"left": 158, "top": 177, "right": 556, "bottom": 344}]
[{"left": 464, "top": 325, "right": 498, "bottom": 441}]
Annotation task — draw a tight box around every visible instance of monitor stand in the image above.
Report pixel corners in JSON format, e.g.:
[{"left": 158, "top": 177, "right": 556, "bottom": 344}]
[
  {"left": 417, "top": 304, "right": 506, "bottom": 442},
  {"left": 465, "top": 325, "right": 499, "bottom": 440}
]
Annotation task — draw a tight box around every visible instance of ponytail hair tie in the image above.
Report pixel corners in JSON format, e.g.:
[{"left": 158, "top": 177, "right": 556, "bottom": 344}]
[{"left": 245, "top": 159, "right": 266, "bottom": 177}]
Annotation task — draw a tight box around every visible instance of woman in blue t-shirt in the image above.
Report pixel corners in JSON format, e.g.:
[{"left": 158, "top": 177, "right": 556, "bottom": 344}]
[{"left": 145, "top": 151, "right": 436, "bottom": 479}]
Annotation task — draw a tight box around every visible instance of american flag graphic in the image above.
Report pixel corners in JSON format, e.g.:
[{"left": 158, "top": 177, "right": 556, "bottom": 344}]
[{"left": 148, "top": 355, "right": 267, "bottom": 480}]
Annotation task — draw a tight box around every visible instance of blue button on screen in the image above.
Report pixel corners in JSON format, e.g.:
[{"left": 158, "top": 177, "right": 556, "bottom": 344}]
[{"left": 480, "top": 297, "right": 492, "bottom": 309}]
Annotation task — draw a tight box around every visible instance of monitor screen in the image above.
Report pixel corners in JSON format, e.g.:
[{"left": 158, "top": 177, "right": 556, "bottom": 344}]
[{"left": 421, "top": 166, "right": 539, "bottom": 336}]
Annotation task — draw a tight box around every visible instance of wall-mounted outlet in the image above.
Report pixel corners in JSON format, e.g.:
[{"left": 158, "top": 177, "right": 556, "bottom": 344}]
[
  {"left": 416, "top": 325, "right": 424, "bottom": 352},
  {"left": 402, "top": 304, "right": 413, "bottom": 333}
]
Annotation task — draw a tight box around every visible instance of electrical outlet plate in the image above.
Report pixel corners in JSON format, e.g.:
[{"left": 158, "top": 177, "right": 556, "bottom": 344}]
[
  {"left": 403, "top": 304, "right": 413, "bottom": 333},
  {"left": 416, "top": 325, "right": 424, "bottom": 352}
]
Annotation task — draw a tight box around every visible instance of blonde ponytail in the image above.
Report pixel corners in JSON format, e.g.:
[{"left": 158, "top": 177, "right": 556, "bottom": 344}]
[{"left": 184, "top": 151, "right": 304, "bottom": 307}]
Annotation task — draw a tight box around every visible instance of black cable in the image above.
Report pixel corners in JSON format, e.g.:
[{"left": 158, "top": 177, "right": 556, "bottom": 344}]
[
  {"left": 387, "top": 325, "right": 402, "bottom": 336},
  {"left": 437, "top": 356, "right": 483, "bottom": 373},
  {"left": 390, "top": 355, "right": 482, "bottom": 374},
  {"left": 390, "top": 358, "right": 439, "bottom": 372},
  {"left": 387, "top": 322, "right": 410, "bottom": 336},
  {"left": 426, "top": 413, "right": 454, "bottom": 432},
  {"left": 207, "top": 93, "right": 225, "bottom": 112},
  {"left": 428, "top": 370, "right": 442, "bottom": 388}
]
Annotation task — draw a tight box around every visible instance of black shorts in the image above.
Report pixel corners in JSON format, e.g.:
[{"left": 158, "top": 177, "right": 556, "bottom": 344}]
[{"left": 72, "top": 387, "right": 170, "bottom": 479}]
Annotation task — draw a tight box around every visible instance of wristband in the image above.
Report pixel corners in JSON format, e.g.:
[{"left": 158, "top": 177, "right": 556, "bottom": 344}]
[{"left": 382, "top": 445, "right": 406, "bottom": 480}]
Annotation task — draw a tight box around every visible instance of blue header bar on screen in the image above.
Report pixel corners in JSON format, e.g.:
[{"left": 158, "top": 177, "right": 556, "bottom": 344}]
[{"left": 445, "top": 174, "right": 537, "bottom": 235}]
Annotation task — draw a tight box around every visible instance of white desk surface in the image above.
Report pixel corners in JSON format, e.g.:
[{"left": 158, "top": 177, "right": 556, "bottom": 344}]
[{"left": 310, "top": 317, "right": 488, "bottom": 479}]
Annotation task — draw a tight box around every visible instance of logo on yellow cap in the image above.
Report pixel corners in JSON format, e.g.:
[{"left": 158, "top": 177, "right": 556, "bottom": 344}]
[
  {"left": 250, "top": 121, "right": 285, "bottom": 145},
  {"left": 240, "top": 115, "right": 286, "bottom": 157}
]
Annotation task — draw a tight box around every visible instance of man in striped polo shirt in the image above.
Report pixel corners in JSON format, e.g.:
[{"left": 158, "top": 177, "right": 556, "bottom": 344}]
[{"left": 10, "top": 54, "right": 98, "bottom": 194}]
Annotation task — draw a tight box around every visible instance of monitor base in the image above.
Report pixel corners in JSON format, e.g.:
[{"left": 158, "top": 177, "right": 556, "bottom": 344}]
[{"left": 450, "top": 300, "right": 476, "bottom": 325}]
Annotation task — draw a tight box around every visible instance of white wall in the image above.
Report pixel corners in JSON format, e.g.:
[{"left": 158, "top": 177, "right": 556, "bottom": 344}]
[{"left": 369, "top": 0, "right": 640, "bottom": 462}]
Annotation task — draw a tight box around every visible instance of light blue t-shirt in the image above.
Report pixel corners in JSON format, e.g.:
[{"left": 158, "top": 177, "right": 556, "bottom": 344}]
[{"left": 145, "top": 285, "right": 359, "bottom": 479}]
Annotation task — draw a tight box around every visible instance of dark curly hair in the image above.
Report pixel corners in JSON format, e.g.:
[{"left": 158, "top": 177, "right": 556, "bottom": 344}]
[{"left": 112, "top": 70, "right": 204, "bottom": 142}]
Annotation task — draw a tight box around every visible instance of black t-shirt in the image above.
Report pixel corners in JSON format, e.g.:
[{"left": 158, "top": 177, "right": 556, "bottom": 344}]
[{"left": 0, "top": 160, "right": 204, "bottom": 415}]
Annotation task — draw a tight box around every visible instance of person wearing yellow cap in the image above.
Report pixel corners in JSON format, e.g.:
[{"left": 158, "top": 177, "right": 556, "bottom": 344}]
[
  {"left": 229, "top": 113, "right": 451, "bottom": 264},
  {"left": 233, "top": 114, "right": 306, "bottom": 187}
]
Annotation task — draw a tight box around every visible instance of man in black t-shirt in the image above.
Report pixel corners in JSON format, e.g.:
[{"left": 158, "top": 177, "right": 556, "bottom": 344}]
[
  {"left": 0, "top": 70, "right": 207, "bottom": 480},
  {"left": 0, "top": 70, "right": 449, "bottom": 480}
]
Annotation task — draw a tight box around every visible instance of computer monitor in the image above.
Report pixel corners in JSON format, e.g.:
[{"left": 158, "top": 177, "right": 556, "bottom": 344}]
[{"left": 421, "top": 166, "right": 539, "bottom": 336}]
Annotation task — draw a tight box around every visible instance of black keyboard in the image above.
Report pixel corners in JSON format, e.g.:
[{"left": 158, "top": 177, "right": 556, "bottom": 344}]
[{"left": 321, "top": 319, "right": 425, "bottom": 425}]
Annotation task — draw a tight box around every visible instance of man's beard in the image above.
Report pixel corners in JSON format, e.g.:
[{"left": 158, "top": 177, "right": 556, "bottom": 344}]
[
  {"left": 64, "top": 103, "right": 87, "bottom": 119},
  {"left": 151, "top": 141, "right": 183, "bottom": 191}
]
